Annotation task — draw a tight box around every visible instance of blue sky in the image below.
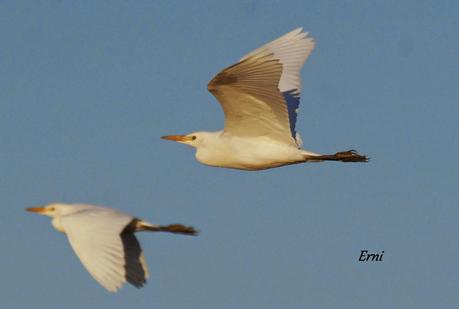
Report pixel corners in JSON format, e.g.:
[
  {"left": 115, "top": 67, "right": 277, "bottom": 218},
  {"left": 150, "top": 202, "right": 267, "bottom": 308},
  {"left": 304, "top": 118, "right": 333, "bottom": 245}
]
[{"left": 1, "top": 1, "right": 458, "bottom": 308}]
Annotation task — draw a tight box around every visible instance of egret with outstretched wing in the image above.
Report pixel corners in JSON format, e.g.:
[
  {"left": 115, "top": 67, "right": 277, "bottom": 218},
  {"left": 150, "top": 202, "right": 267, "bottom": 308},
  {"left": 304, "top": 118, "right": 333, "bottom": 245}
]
[
  {"left": 27, "top": 203, "right": 197, "bottom": 292},
  {"left": 162, "top": 28, "right": 367, "bottom": 170}
]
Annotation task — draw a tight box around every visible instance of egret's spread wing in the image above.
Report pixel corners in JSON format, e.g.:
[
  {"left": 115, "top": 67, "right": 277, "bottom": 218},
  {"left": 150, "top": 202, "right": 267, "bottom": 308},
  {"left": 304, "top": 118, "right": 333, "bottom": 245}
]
[
  {"left": 208, "top": 28, "right": 314, "bottom": 145},
  {"left": 208, "top": 53, "right": 289, "bottom": 142},
  {"left": 61, "top": 207, "right": 149, "bottom": 292}
]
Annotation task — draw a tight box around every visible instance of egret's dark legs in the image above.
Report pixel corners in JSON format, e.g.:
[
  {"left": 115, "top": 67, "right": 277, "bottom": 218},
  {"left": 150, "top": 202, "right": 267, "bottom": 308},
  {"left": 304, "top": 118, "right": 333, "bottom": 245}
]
[{"left": 306, "top": 150, "right": 368, "bottom": 163}]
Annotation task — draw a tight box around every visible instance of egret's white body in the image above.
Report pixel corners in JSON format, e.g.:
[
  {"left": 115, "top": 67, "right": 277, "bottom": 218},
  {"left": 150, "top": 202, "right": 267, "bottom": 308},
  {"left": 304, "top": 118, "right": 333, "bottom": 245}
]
[
  {"left": 192, "top": 131, "right": 312, "bottom": 170},
  {"left": 162, "top": 28, "right": 367, "bottom": 170},
  {"left": 27, "top": 203, "right": 197, "bottom": 292}
]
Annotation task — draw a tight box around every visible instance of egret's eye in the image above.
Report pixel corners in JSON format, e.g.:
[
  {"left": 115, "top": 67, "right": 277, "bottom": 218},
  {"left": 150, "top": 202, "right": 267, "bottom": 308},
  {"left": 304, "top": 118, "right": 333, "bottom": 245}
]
[
  {"left": 48, "top": 207, "right": 55, "bottom": 211},
  {"left": 191, "top": 136, "right": 197, "bottom": 141}
]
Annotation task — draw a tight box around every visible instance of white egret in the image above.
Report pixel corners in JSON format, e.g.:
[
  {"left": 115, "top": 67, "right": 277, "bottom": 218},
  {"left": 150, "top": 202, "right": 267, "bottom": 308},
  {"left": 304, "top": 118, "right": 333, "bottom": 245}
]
[
  {"left": 162, "top": 28, "right": 368, "bottom": 170},
  {"left": 26, "top": 203, "right": 197, "bottom": 292}
]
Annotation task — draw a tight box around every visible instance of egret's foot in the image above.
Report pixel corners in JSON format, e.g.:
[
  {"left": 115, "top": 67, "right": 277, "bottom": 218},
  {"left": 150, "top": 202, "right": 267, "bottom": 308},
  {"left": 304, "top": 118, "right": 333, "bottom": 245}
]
[
  {"left": 159, "top": 224, "right": 198, "bottom": 236},
  {"left": 333, "top": 150, "right": 368, "bottom": 162},
  {"left": 311, "top": 150, "right": 369, "bottom": 163}
]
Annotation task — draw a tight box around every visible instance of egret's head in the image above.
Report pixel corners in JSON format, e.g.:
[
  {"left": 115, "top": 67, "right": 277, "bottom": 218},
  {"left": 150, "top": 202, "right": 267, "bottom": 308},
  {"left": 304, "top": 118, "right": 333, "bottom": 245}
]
[
  {"left": 161, "top": 132, "right": 209, "bottom": 148},
  {"left": 26, "top": 203, "right": 75, "bottom": 218}
]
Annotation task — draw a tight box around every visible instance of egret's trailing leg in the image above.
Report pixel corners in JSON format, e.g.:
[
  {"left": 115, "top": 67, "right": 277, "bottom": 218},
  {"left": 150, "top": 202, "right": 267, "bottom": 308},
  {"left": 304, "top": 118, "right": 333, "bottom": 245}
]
[
  {"left": 305, "top": 150, "right": 368, "bottom": 163},
  {"left": 133, "top": 220, "right": 198, "bottom": 235}
]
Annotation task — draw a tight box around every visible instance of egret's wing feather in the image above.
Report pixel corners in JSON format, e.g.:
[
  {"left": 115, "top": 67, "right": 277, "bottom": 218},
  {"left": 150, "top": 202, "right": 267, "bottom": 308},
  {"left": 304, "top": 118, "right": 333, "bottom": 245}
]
[
  {"left": 240, "top": 27, "right": 315, "bottom": 93},
  {"left": 208, "top": 28, "right": 314, "bottom": 144},
  {"left": 208, "top": 52, "right": 294, "bottom": 143},
  {"left": 61, "top": 207, "right": 148, "bottom": 292}
]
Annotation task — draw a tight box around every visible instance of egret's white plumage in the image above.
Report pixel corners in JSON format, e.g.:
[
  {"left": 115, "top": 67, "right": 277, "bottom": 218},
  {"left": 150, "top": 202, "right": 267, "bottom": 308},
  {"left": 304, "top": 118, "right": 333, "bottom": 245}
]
[
  {"left": 162, "top": 28, "right": 368, "bottom": 170},
  {"left": 27, "top": 203, "right": 197, "bottom": 292}
]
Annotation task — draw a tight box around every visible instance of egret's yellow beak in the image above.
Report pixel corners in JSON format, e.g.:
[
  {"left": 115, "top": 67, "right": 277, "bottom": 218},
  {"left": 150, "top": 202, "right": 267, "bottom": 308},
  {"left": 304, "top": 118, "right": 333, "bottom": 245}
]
[
  {"left": 161, "top": 135, "right": 194, "bottom": 142},
  {"left": 26, "top": 207, "right": 47, "bottom": 214}
]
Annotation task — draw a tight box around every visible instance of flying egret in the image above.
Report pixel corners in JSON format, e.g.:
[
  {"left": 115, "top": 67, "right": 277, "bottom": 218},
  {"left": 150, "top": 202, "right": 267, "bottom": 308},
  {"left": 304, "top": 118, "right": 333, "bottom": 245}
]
[
  {"left": 162, "top": 28, "right": 368, "bottom": 170},
  {"left": 26, "top": 203, "right": 197, "bottom": 292}
]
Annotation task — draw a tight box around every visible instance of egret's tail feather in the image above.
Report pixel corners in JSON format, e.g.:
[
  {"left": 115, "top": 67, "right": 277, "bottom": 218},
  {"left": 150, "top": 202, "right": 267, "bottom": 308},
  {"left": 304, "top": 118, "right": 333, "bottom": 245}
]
[
  {"left": 142, "top": 223, "right": 198, "bottom": 236},
  {"left": 306, "top": 150, "right": 368, "bottom": 163}
]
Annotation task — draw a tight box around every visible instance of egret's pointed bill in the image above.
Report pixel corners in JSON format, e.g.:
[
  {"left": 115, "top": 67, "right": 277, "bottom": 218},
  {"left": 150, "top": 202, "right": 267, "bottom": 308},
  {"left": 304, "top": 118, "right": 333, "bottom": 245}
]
[
  {"left": 161, "top": 135, "right": 194, "bottom": 142},
  {"left": 26, "top": 207, "right": 47, "bottom": 213}
]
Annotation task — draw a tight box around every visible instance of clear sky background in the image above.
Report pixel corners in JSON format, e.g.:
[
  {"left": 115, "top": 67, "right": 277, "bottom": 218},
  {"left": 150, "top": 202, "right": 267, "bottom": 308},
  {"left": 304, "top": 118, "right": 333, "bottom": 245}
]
[{"left": 1, "top": 1, "right": 458, "bottom": 308}]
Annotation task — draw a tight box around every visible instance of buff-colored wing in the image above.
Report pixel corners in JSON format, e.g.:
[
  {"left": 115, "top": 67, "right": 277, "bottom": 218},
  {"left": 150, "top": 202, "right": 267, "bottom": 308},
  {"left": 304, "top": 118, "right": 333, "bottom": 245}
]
[{"left": 208, "top": 28, "right": 315, "bottom": 146}]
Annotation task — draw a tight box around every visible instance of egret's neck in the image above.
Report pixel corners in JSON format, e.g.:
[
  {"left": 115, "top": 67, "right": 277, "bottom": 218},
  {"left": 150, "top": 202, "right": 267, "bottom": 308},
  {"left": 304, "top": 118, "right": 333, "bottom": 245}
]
[
  {"left": 194, "top": 131, "right": 236, "bottom": 167},
  {"left": 51, "top": 217, "right": 65, "bottom": 233}
]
